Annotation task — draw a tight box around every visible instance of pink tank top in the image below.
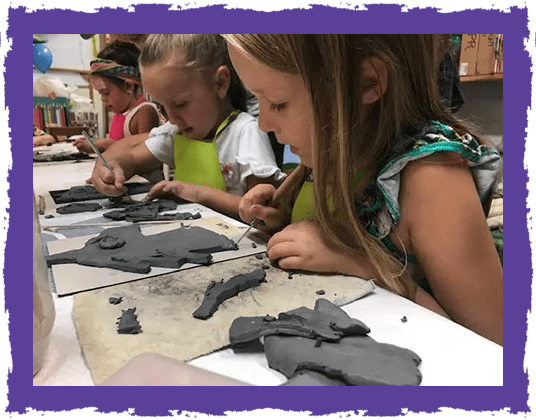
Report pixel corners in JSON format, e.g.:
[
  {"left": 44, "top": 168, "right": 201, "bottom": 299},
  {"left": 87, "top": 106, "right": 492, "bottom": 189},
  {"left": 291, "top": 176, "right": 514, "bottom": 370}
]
[{"left": 109, "top": 98, "right": 147, "bottom": 141}]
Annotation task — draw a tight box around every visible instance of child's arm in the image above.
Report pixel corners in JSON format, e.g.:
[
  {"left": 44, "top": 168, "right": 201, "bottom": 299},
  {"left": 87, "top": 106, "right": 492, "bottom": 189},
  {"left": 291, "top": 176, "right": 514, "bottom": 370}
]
[
  {"left": 145, "top": 180, "right": 243, "bottom": 219},
  {"left": 399, "top": 156, "right": 503, "bottom": 345},
  {"left": 73, "top": 137, "right": 114, "bottom": 154},
  {"left": 146, "top": 174, "right": 283, "bottom": 220}
]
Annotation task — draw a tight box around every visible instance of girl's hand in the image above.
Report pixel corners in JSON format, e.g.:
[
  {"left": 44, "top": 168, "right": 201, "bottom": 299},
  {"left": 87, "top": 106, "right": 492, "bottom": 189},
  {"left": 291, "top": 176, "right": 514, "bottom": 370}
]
[
  {"left": 238, "top": 184, "right": 288, "bottom": 234},
  {"left": 145, "top": 181, "right": 186, "bottom": 201},
  {"left": 73, "top": 138, "right": 93, "bottom": 154},
  {"left": 266, "top": 220, "right": 374, "bottom": 278},
  {"left": 86, "top": 159, "right": 127, "bottom": 197},
  {"left": 145, "top": 181, "right": 201, "bottom": 203}
]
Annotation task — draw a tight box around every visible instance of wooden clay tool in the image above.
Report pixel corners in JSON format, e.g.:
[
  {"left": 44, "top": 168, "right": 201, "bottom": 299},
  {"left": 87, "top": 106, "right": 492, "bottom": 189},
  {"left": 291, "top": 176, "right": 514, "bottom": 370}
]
[{"left": 236, "top": 164, "right": 306, "bottom": 244}]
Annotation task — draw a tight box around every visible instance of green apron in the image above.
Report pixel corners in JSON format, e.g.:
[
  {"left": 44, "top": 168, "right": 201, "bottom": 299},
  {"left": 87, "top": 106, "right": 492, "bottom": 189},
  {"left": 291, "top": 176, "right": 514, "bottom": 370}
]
[
  {"left": 173, "top": 111, "right": 240, "bottom": 191},
  {"left": 291, "top": 181, "right": 318, "bottom": 223}
]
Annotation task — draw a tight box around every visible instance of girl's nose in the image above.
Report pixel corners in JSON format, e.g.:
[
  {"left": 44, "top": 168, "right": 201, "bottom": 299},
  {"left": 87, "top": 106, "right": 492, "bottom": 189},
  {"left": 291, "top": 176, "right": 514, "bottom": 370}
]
[
  {"left": 258, "top": 103, "right": 276, "bottom": 134},
  {"left": 168, "top": 112, "right": 186, "bottom": 130}
]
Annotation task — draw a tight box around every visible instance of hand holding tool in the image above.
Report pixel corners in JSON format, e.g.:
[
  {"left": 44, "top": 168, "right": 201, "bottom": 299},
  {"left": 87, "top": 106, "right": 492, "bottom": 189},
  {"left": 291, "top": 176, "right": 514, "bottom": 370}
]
[
  {"left": 82, "top": 131, "right": 133, "bottom": 202},
  {"left": 236, "top": 164, "right": 306, "bottom": 244}
]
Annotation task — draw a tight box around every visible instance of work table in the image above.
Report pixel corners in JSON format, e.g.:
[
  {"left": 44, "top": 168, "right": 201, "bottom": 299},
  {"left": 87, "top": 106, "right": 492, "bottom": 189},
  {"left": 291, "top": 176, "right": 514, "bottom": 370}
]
[{"left": 32, "top": 149, "right": 503, "bottom": 386}]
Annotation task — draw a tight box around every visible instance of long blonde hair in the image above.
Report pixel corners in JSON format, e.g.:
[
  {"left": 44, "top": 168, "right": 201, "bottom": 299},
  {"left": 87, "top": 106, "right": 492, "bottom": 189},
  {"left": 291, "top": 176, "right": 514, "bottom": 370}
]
[{"left": 224, "top": 34, "right": 483, "bottom": 299}]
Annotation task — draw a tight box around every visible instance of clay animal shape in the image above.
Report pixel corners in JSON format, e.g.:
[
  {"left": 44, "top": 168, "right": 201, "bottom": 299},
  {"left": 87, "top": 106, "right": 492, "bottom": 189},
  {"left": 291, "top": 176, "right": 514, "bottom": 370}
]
[
  {"left": 47, "top": 224, "right": 238, "bottom": 274},
  {"left": 193, "top": 268, "right": 266, "bottom": 320}
]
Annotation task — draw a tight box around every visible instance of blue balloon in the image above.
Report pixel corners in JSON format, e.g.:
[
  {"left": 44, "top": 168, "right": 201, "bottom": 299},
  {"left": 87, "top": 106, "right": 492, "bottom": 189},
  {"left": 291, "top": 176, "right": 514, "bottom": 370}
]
[{"left": 33, "top": 43, "right": 53, "bottom": 73}]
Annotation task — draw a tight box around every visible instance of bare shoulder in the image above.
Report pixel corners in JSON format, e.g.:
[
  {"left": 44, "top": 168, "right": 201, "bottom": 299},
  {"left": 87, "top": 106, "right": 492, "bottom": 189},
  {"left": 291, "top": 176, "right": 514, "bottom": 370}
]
[
  {"left": 130, "top": 104, "right": 160, "bottom": 135},
  {"left": 398, "top": 152, "right": 503, "bottom": 344}
]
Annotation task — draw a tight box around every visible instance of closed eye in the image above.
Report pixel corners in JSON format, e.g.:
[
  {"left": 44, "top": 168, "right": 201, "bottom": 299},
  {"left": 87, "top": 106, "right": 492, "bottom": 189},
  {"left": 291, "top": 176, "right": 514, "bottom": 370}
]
[
  {"left": 269, "top": 102, "right": 287, "bottom": 112},
  {"left": 173, "top": 101, "right": 188, "bottom": 110}
]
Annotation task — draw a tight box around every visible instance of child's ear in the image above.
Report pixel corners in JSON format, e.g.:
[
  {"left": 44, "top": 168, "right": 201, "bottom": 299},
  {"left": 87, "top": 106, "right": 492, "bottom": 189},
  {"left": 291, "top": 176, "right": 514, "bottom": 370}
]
[
  {"left": 124, "top": 81, "right": 135, "bottom": 94},
  {"left": 361, "top": 56, "right": 388, "bottom": 104},
  {"left": 214, "top": 65, "right": 231, "bottom": 99}
]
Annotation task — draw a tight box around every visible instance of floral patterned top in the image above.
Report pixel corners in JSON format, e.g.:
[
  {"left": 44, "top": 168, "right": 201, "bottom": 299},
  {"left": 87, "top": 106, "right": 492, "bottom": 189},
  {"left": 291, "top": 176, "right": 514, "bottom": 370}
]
[{"left": 355, "top": 120, "right": 502, "bottom": 266}]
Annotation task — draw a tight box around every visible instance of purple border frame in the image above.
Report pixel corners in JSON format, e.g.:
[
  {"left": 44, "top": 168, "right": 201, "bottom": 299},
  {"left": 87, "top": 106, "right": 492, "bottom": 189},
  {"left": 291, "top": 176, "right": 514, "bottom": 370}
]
[{"left": 7, "top": 4, "right": 529, "bottom": 417}]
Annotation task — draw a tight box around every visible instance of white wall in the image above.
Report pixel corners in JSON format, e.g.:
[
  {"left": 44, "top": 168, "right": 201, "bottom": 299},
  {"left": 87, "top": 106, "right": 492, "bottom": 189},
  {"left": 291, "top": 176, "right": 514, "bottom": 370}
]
[{"left": 33, "top": 34, "right": 94, "bottom": 87}]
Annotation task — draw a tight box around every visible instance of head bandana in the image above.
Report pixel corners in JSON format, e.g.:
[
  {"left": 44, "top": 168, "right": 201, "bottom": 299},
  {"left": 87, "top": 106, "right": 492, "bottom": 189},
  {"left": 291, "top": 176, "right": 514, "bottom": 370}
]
[{"left": 90, "top": 58, "right": 141, "bottom": 84}]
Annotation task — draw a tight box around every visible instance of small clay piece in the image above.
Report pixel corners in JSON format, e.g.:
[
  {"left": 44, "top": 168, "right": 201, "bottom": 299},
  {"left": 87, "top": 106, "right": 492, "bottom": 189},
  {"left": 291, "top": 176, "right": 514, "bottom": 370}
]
[
  {"left": 229, "top": 298, "right": 370, "bottom": 345},
  {"left": 401, "top": 315, "right": 408, "bottom": 323},
  {"left": 251, "top": 243, "right": 257, "bottom": 249},
  {"left": 116, "top": 307, "right": 142, "bottom": 334},
  {"left": 254, "top": 254, "right": 263, "bottom": 260},
  {"left": 316, "top": 289, "right": 326, "bottom": 295},
  {"left": 109, "top": 296, "right": 123, "bottom": 305},
  {"left": 264, "top": 334, "right": 422, "bottom": 386},
  {"left": 47, "top": 224, "right": 238, "bottom": 274},
  {"left": 44, "top": 214, "right": 55, "bottom": 219},
  {"left": 262, "top": 264, "right": 271, "bottom": 270},
  {"left": 193, "top": 268, "right": 266, "bottom": 320},
  {"left": 56, "top": 202, "right": 102, "bottom": 214},
  {"left": 288, "top": 274, "right": 293, "bottom": 279}
]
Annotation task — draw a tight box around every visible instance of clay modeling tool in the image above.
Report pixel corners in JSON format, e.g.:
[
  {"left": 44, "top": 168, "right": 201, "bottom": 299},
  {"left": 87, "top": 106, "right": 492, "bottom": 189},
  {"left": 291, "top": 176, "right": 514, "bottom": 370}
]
[
  {"left": 236, "top": 164, "right": 306, "bottom": 245},
  {"left": 82, "top": 131, "right": 134, "bottom": 202}
]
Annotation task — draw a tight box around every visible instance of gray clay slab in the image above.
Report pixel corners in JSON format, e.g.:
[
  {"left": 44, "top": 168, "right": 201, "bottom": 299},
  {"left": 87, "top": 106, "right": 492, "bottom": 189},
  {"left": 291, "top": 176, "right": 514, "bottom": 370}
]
[{"left": 264, "top": 335, "right": 422, "bottom": 386}]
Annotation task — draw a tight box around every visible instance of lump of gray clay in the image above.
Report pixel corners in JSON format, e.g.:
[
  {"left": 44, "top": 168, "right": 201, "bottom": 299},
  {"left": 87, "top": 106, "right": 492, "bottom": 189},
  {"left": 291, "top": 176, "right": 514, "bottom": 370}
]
[
  {"left": 193, "top": 268, "right": 266, "bottom": 320},
  {"left": 117, "top": 307, "right": 142, "bottom": 334},
  {"left": 264, "top": 334, "right": 422, "bottom": 386},
  {"left": 47, "top": 224, "right": 238, "bottom": 274},
  {"left": 103, "top": 199, "right": 200, "bottom": 222},
  {"left": 56, "top": 202, "right": 102, "bottom": 214},
  {"left": 229, "top": 298, "right": 370, "bottom": 345}
]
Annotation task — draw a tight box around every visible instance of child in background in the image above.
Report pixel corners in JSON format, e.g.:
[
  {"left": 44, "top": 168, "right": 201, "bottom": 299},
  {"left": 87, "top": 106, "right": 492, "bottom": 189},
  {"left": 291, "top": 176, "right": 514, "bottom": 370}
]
[
  {"left": 33, "top": 125, "right": 55, "bottom": 147},
  {"left": 88, "top": 34, "right": 284, "bottom": 219},
  {"left": 74, "top": 41, "right": 162, "bottom": 154},
  {"left": 225, "top": 34, "right": 503, "bottom": 345}
]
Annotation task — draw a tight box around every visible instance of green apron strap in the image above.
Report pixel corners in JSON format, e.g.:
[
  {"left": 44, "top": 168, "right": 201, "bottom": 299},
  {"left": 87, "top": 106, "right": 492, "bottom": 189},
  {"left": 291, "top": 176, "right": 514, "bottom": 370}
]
[
  {"left": 291, "top": 181, "right": 317, "bottom": 223},
  {"left": 172, "top": 110, "right": 240, "bottom": 191}
]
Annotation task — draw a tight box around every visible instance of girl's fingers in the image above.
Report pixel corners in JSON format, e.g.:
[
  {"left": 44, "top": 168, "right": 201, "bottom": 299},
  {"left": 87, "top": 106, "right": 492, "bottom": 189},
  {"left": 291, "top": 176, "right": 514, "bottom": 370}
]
[
  {"left": 266, "top": 240, "right": 299, "bottom": 263},
  {"left": 277, "top": 256, "right": 304, "bottom": 271},
  {"left": 146, "top": 181, "right": 167, "bottom": 199}
]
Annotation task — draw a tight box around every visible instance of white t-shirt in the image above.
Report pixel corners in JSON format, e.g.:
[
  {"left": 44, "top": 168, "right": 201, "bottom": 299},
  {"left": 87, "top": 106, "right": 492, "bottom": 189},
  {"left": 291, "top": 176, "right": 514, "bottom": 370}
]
[{"left": 145, "top": 112, "right": 285, "bottom": 195}]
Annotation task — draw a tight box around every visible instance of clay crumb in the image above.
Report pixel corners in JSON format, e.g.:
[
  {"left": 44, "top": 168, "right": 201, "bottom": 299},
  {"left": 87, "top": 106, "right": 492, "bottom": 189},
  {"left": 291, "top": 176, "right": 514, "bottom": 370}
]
[
  {"left": 255, "top": 254, "right": 263, "bottom": 260},
  {"left": 109, "top": 296, "right": 123, "bottom": 305},
  {"left": 315, "top": 289, "right": 326, "bottom": 295},
  {"left": 44, "top": 214, "right": 55, "bottom": 219},
  {"left": 262, "top": 264, "right": 271, "bottom": 270},
  {"left": 314, "top": 338, "right": 322, "bottom": 348},
  {"left": 251, "top": 243, "right": 257, "bottom": 249},
  {"left": 401, "top": 315, "right": 408, "bottom": 323}
]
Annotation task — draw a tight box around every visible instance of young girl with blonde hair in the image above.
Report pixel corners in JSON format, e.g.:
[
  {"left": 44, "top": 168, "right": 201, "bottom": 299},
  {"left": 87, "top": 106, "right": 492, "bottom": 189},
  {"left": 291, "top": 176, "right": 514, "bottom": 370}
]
[
  {"left": 89, "top": 34, "right": 283, "bottom": 219},
  {"left": 224, "top": 34, "right": 503, "bottom": 345}
]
